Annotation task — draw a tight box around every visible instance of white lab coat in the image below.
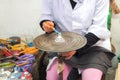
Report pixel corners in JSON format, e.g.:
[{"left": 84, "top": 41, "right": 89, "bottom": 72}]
[{"left": 40, "top": 0, "right": 111, "bottom": 50}]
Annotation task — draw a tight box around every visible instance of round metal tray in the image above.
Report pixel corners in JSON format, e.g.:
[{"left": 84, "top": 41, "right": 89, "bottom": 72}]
[{"left": 33, "top": 32, "right": 87, "bottom": 52}]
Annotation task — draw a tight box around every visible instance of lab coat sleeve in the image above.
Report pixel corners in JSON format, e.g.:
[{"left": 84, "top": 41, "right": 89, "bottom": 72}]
[
  {"left": 40, "top": 0, "right": 54, "bottom": 22},
  {"left": 87, "top": 0, "right": 110, "bottom": 40}
]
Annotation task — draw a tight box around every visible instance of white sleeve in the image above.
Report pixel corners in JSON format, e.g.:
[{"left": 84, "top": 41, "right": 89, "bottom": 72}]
[
  {"left": 40, "top": 0, "right": 54, "bottom": 21},
  {"left": 88, "top": 0, "right": 110, "bottom": 40}
]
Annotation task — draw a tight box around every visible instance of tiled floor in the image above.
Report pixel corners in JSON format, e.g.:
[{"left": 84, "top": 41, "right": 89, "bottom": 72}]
[{"left": 106, "top": 68, "right": 116, "bottom": 80}]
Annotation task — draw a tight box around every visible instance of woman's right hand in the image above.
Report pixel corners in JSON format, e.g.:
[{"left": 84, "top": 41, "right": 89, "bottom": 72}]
[{"left": 42, "top": 21, "right": 55, "bottom": 33}]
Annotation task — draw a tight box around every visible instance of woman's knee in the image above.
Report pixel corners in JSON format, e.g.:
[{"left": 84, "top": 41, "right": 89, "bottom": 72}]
[
  {"left": 46, "top": 59, "right": 71, "bottom": 80},
  {"left": 46, "top": 59, "right": 58, "bottom": 80},
  {"left": 82, "top": 68, "right": 103, "bottom": 80}
]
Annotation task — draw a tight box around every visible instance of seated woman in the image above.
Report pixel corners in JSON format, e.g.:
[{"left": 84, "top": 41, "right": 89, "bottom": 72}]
[{"left": 39, "top": 0, "right": 116, "bottom": 80}]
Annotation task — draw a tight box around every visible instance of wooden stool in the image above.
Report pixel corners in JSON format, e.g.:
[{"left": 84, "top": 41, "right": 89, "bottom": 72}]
[{"left": 101, "top": 74, "right": 106, "bottom": 80}]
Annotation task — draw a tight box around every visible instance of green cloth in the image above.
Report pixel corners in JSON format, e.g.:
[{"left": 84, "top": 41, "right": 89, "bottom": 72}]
[
  {"left": 118, "top": 54, "right": 120, "bottom": 62},
  {"left": 107, "top": 7, "right": 112, "bottom": 30}
]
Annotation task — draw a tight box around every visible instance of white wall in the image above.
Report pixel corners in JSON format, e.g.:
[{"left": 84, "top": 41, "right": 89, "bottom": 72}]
[
  {"left": 0, "top": 0, "right": 44, "bottom": 38},
  {"left": 111, "top": 0, "right": 120, "bottom": 54},
  {"left": 111, "top": 17, "right": 120, "bottom": 54}
]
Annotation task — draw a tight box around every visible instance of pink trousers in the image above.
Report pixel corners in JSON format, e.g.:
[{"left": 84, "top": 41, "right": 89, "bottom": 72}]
[{"left": 46, "top": 59, "right": 103, "bottom": 80}]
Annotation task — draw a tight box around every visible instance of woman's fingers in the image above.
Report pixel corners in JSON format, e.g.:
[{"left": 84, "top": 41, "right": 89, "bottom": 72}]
[
  {"left": 43, "top": 23, "right": 53, "bottom": 33},
  {"left": 42, "top": 21, "right": 54, "bottom": 33}
]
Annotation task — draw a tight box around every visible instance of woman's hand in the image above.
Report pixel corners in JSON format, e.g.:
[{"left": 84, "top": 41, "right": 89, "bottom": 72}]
[
  {"left": 61, "top": 50, "right": 76, "bottom": 60},
  {"left": 42, "top": 21, "right": 55, "bottom": 33}
]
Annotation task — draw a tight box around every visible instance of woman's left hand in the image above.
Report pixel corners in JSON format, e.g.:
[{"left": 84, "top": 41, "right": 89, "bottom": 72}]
[{"left": 61, "top": 50, "right": 76, "bottom": 60}]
